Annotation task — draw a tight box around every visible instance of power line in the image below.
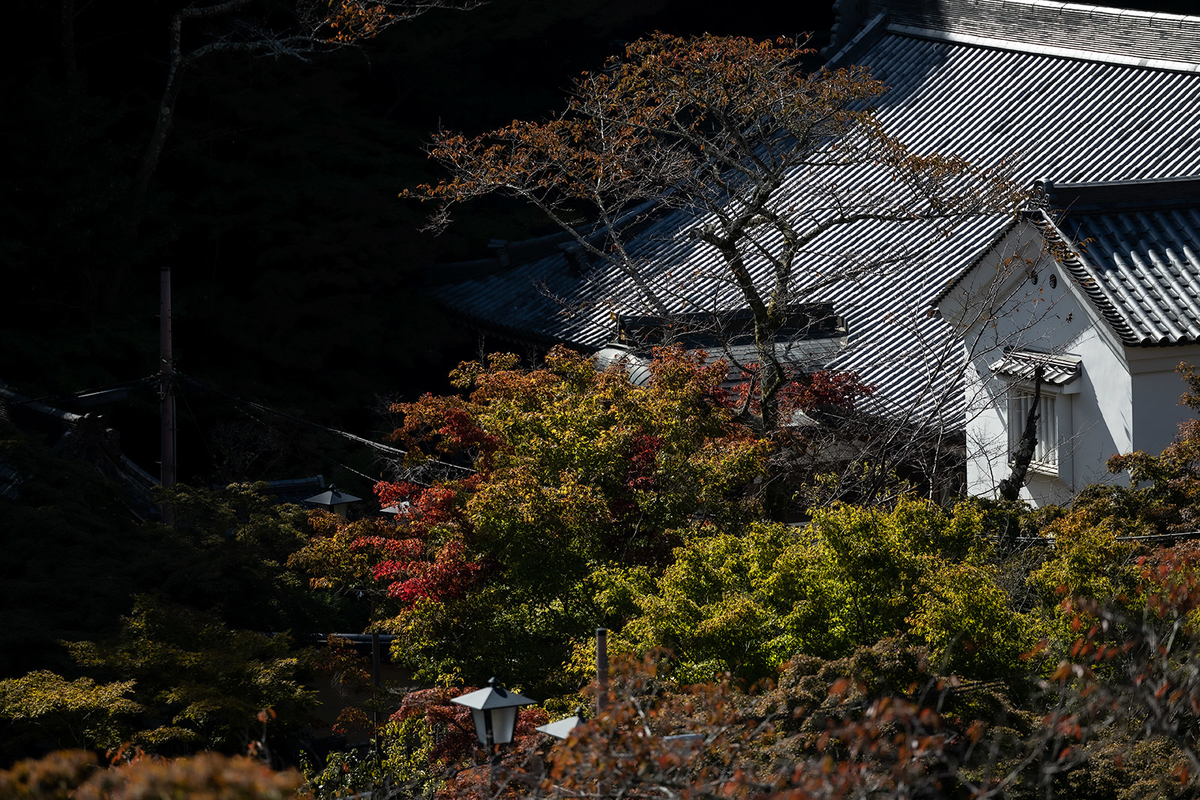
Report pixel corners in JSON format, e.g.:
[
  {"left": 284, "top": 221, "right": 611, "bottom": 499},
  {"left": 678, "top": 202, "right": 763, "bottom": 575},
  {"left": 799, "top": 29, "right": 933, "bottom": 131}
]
[
  {"left": 175, "top": 373, "right": 475, "bottom": 476},
  {"left": 1116, "top": 530, "right": 1200, "bottom": 542},
  {"left": 0, "top": 376, "right": 157, "bottom": 411},
  {"left": 334, "top": 459, "right": 387, "bottom": 484}
]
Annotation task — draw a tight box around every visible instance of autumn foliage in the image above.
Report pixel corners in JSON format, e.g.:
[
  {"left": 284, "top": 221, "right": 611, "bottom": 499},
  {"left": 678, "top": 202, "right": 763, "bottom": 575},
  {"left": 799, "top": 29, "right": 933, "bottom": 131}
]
[
  {"left": 335, "top": 346, "right": 766, "bottom": 693},
  {"left": 417, "top": 31, "right": 1022, "bottom": 444},
  {"left": 12, "top": 357, "right": 1200, "bottom": 799},
  {"left": 0, "top": 750, "right": 302, "bottom": 800}
]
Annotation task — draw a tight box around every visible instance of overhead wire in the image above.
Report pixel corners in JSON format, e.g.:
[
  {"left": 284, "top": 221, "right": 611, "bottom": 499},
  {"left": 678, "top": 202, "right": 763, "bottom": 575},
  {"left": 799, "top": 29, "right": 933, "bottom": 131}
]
[
  {"left": 175, "top": 376, "right": 218, "bottom": 467},
  {"left": 175, "top": 373, "right": 475, "bottom": 476},
  {"left": 1, "top": 375, "right": 158, "bottom": 408},
  {"left": 333, "top": 460, "right": 388, "bottom": 485}
]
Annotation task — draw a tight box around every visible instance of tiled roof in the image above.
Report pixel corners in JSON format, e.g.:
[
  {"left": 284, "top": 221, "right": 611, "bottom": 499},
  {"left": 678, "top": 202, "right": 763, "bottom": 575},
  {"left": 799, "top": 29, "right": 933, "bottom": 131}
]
[
  {"left": 836, "top": 0, "right": 1200, "bottom": 71},
  {"left": 989, "top": 350, "right": 1083, "bottom": 385},
  {"left": 0, "top": 380, "right": 161, "bottom": 518},
  {"left": 430, "top": 1, "right": 1200, "bottom": 428},
  {"left": 0, "top": 459, "right": 21, "bottom": 501},
  {"left": 255, "top": 475, "right": 329, "bottom": 505},
  {"left": 1041, "top": 178, "right": 1200, "bottom": 346}
]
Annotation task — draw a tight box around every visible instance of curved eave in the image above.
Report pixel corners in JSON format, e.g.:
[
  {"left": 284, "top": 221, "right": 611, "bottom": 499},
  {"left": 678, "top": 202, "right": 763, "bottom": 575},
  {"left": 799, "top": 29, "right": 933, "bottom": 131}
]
[
  {"left": 1129, "top": 335, "right": 1200, "bottom": 347},
  {"left": 1034, "top": 210, "right": 1194, "bottom": 348}
]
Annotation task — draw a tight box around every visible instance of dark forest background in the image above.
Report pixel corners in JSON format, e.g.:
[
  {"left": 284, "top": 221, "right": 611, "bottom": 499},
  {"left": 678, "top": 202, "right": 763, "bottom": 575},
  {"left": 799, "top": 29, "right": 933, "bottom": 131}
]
[{"left": 1, "top": 0, "right": 1190, "bottom": 494}]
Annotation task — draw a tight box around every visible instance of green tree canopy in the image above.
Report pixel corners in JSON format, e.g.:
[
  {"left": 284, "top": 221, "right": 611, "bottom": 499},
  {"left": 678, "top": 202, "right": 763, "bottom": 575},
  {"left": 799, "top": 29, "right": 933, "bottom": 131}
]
[
  {"left": 617, "top": 499, "right": 1031, "bottom": 682},
  {"left": 293, "top": 346, "right": 766, "bottom": 693}
]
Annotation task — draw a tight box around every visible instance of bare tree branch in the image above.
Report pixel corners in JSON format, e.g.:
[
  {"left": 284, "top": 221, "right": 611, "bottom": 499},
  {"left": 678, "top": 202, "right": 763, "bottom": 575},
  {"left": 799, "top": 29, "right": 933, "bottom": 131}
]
[{"left": 135, "top": 0, "right": 481, "bottom": 194}]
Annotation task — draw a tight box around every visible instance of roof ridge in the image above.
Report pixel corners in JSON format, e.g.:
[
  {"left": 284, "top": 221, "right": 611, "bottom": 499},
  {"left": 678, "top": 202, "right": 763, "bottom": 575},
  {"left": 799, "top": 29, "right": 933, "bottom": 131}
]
[
  {"left": 1047, "top": 175, "right": 1200, "bottom": 211},
  {"left": 829, "top": 1, "right": 1200, "bottom": 68},
  {"left": 887, "top": 24, "right": 1200, "bottom": 73},
  {"left": 988, "top": 0, "right": 1200, "bottom": 25}
]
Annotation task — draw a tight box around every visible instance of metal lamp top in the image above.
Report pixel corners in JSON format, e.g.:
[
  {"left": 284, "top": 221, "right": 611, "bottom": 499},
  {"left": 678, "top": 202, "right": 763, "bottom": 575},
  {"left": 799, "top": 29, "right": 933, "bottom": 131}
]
[
  {"left": 304, "top": 485, "right": 362, "bottom": 506},
  {"left": 451, "top": 677, "right": 536, "bottom": 711},
  {"left": 536, "top": 715, "right": 583, "bottom": 740}
]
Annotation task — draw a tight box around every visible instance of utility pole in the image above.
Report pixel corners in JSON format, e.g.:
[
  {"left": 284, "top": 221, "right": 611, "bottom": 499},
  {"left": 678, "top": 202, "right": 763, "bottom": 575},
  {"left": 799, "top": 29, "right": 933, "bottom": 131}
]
[
  {"left": 370, "top": 597, "right": 382, "bottom": 770},
  {"left": 596, "top": 627, "right": 609, "bottom": 714},
  {"left": 159, "top": 265, "right": 176, "bottom": 523}
]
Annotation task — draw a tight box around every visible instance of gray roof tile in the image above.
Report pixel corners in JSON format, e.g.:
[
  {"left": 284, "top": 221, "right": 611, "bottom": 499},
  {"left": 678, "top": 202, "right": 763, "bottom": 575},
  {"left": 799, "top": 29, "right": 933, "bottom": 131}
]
[
  {"left": 431, "top": 5, "right": 1200, "bottom": 428},
  {"left": 989, "top": 350, "right": 1083, "bottom": 385},
  {"left": 1044, "top": 178, "right": 1200, "bottom": 346}
]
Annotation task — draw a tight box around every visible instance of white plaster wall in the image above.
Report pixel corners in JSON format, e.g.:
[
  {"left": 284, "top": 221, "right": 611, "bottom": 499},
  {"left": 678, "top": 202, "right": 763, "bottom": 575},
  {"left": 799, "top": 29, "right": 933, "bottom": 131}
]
[
  {"left": 1129, "top": 345, "right": 1200, "bottom": 456},
  {"left": 940, "top": 220, "right": 1132, "bottom": 506},
  {"left": 1040, "top": 323, "right": 1131, "bottom": 495}
]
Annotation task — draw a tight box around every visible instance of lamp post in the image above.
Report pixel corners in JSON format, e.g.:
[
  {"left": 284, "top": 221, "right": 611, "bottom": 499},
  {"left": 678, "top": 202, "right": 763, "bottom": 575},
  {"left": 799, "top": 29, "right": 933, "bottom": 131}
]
[
  {"left": 452, "top": 678, "right": 536, "bottom": 790},
  {"left": 159, "top": 265, "right": 175, "bottom": 525},
  {"left": 595, "top": 627, "right": 609, "bottom": 713}
]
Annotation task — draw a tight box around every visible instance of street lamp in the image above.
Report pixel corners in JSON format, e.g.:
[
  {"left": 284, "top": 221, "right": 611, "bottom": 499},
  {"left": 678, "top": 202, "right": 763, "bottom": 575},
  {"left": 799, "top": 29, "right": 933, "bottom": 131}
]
[
  {"left": 452, "top": 677, "right": 536, "bottom": 754},
  {"left": 303, "top": 484, "right": 361, "bottom": 518}
]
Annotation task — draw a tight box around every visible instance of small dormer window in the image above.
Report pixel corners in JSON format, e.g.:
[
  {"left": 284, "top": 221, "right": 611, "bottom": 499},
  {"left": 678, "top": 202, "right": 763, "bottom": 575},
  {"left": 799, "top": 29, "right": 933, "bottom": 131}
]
[
  {"left": 1008, "top": 389, "right": 1057, "bottom": 467},
  {"left": 989, "top": 349, "right": 1083, "bottom": 480}
]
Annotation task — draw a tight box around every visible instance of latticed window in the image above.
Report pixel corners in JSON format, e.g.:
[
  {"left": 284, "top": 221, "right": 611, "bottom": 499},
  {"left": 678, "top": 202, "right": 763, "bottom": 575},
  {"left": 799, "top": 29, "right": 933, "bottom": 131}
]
[{"left": 1008, "top": 390, "right": 1057, "bottom": 466}]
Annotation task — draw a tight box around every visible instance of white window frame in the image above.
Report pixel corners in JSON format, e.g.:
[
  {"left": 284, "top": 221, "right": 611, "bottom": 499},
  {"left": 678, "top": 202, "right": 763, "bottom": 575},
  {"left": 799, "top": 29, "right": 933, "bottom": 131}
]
[
  {"left": 1005, "top": 380, "right": 1076, "bottom": 483},
  {"left": 1007, "top": 388, "right": 1058, "bottom": 468}
]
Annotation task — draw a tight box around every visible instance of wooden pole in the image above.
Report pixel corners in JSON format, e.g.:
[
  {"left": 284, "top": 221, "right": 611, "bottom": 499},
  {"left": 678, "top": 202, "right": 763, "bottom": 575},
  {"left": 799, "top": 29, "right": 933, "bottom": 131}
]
[
  {"left": 596, "top": 627, "right": 609, "bottom": 714},
  {"left": 485, "top": 711, "right": 496, "bottom": 795},
  {"left": 596, "top": 628, "right": 609, "bottom": 800},
  {"left": 159, "top": 265, "right": 176, "bottom": 523},
  {"left": 372, "top": 629, "right": 381, "bottom": 768}
]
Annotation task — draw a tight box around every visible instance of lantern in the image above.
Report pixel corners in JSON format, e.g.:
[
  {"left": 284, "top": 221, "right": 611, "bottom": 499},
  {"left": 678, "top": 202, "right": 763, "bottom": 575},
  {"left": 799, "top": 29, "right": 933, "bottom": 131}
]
[{"left": 452, "top": 677, "right": 536, "bottom": 752}]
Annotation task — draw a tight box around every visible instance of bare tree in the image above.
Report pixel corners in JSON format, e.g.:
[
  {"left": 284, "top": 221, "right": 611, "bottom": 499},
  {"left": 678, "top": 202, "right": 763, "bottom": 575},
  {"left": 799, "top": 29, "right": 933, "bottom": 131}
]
[
  {"left": 135, "top": 0, "right": 481, "bottom": 194},
  {"left": 420, "top": 34, "right": 1023, "bottom": 436},
  {"left": 417, "top": 34, "right": 1025, "bottom": 514},
  {"left": 998, "top": 365, "right": 1045, "bottom": 502}
]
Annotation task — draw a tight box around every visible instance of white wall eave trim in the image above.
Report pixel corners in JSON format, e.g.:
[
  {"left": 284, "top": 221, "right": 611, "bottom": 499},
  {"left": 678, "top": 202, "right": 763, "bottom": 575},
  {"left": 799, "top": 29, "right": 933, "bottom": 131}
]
[{"left": 888, "top": 23, "right": 1200, "bottom": 74}]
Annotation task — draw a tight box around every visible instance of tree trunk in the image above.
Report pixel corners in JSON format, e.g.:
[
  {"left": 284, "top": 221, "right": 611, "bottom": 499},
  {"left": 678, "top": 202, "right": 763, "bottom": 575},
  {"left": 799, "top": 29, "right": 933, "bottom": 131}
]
[
  {"left": 135, "top": 0, "right": 257, "bottom": 195},
  {"left": 134, "top": 12, "right": 186, "bottom": 196},
  {"left": 755, "top": 318, "right": 792, "bottom": 521},
  {"left": 998, "top": 365, "right": 1045, "bottom": 502}
]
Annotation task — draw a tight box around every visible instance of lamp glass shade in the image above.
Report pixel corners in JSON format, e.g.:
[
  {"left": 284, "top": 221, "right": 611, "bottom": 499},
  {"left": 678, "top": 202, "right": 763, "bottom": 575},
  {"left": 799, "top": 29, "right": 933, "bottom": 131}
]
[
  {"left": 467, "top": 706, "right": 520, "bottom": 746},
  {"left": 490, "top": 705, "right": 519, "bottom": 745},
  {"left": 470, "top": 709, "right": 488, "bottom": 746}
]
